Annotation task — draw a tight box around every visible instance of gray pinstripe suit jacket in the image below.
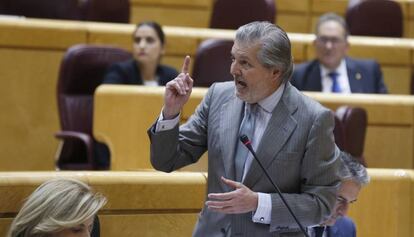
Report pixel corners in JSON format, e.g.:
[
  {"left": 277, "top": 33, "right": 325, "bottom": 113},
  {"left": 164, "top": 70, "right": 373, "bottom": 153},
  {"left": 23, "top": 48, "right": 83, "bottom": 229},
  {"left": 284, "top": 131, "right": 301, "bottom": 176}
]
[{"left": 148, "top": 81, "right": 341, "bottom": 237}]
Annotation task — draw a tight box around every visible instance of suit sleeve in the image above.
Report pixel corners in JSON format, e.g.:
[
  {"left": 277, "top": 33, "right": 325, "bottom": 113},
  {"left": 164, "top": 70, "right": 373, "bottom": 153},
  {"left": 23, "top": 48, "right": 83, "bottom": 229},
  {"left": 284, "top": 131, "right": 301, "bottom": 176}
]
[
  {"left": 373, "top": 61, "right": 388, "bottom": 94},
  {"left": 102, "top": 64, "right": 128, "bottom": 84},
  {"left": 269, "top": 109, "right": 341, "bottom": 231},
  {"left": 147, "top": 84, "right": 215, "bottom": 172}
]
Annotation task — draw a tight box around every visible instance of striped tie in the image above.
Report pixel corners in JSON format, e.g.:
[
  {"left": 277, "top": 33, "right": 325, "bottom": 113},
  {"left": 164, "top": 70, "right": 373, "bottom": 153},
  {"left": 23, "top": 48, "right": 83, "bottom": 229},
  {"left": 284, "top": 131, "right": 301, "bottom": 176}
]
[{"left": 234, "top": 103, "right": 256, "bottom": 182}]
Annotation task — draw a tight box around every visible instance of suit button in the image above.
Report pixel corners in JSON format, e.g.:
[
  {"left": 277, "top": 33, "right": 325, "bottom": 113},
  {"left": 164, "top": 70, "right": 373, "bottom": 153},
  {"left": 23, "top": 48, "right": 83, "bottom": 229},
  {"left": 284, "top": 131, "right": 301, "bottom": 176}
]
[
  {"left": 221, "top": 228, "right": 226, "bottom": 234},
  {"left": 260, "top": 217, "right": 265, "bottom": 222}
]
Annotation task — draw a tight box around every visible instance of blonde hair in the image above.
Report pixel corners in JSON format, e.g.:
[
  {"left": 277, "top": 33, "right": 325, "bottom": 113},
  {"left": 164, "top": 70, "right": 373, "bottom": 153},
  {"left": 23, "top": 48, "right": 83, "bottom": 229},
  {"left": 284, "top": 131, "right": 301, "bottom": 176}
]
[{"left": 8, "top": 178, "right": 107, "bottom": 237}]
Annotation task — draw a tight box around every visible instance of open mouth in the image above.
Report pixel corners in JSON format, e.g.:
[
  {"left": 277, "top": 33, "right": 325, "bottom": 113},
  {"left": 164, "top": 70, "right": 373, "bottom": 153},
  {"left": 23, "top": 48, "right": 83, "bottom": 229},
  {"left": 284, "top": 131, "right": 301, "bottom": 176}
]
[{"left": 236, "top": 78, "right": 247, "bottom": 88}]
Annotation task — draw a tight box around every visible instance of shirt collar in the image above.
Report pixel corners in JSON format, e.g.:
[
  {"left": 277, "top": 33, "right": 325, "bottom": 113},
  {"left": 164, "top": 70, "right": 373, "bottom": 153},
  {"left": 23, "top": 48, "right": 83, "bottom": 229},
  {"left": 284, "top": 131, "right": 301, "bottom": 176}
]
[
  {"left": 255, "top": 83, "right": 285, "bottom": 113},
  {"left": 320, "top": 59, "right": 347, "bottom": 77}
]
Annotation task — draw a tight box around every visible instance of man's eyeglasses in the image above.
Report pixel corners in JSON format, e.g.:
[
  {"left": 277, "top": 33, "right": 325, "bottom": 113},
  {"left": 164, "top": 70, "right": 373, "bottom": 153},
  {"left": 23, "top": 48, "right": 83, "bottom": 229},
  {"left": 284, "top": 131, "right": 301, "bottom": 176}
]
[{"left": 316, "top": 36, "right": 346, "bottom": 45}]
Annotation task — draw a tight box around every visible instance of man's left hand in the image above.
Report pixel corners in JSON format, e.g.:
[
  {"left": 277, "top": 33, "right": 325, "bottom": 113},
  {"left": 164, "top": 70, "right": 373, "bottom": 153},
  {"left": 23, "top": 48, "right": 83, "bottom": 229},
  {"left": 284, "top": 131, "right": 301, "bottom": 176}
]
[{"left": 206, "top": 176, "right": 258, "bottom": 214}]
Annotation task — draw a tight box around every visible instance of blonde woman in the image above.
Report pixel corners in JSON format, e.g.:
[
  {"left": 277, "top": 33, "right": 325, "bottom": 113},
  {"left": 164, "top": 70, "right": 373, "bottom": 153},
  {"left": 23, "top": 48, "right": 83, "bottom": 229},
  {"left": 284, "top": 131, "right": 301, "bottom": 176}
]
[{"left": 8, "top": 178, "right": 106, "bottom": 237}]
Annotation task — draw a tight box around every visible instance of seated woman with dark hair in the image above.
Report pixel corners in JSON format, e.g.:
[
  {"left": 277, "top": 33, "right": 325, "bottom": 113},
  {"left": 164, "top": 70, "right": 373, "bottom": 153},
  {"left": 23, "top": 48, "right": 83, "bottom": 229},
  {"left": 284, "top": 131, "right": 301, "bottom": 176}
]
[
  {"left": 103, "top": 21, "right": 178, "bottom": 86},
  {"left": 7, "top": 178, "right": 106, "bottom": 237}
]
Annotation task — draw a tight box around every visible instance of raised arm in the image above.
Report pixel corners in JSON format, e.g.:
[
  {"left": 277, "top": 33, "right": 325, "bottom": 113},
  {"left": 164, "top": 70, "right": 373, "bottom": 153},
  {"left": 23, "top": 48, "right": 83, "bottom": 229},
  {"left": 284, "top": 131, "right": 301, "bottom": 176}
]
[{"left": 163, "top": 56, "right": 194, "bottom": 119}]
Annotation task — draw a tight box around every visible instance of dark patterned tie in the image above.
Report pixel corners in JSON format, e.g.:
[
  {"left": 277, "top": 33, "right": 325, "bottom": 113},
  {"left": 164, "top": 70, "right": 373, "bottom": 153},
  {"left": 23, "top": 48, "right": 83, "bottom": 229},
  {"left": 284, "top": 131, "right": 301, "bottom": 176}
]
[
  {"left": 314, "top": 226, "right": 326, "bottom": 237},
  {"left": 328, "top": 71, "right": 341, "bottom": 93},
  {"left": 234, "top": 103, "right": 256, "bottom": 182}
]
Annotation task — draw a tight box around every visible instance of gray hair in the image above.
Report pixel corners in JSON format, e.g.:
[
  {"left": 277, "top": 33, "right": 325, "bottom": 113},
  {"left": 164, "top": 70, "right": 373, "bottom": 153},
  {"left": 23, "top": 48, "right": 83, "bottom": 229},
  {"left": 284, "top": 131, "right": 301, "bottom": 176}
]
[
  {"left": 315, "top": 12, "right": 349, "bottom": 39},
  {"left": 235, "top": 21, "right": 294, "bottom": 83},
  {"left": 339, "top": 152, "right": 370, "bottom": 186},
  {"left": 8, "top": 178, "right": 107, "bottom": 237}
]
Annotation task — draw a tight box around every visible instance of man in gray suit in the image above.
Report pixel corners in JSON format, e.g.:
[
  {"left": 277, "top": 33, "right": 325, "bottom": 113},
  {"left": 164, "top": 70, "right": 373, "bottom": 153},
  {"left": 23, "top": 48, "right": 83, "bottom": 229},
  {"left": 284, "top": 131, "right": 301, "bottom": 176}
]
[{"left": 148, "top": 22, "right": 342, "bottom": 237}]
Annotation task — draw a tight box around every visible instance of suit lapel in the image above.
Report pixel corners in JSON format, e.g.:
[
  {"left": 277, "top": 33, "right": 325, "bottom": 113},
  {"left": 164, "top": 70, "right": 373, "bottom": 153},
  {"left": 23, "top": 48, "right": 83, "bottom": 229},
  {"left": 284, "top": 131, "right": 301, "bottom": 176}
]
[
  {"left": 346, "top": 58, "right": 364, "bottom": 93},
  {"left": 305, "top": 60, "right": 323, "bottom": 91},
  {"left": 219, "top": 95, "right": 244, "bottom": 180},
  {"left": 243, "top": 84, "right": 298, "bottom": 188}
]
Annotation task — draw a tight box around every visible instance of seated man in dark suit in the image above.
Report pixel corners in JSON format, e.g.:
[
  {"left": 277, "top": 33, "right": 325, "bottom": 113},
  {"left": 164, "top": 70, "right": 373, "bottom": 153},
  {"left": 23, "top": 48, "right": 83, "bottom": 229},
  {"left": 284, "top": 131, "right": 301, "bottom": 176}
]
[
  {"left": 291, "top": 13, "right": 388, "bottom": 94},
  {"left": 308, "top": 152, "right": 369, "bottom": 237}
]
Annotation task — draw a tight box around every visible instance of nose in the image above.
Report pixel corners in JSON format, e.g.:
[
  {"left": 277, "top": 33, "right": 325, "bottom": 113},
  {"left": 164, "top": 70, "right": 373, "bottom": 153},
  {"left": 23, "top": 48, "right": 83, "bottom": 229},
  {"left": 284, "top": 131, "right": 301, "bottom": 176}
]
[
  {"left": 138, "top": 39, "right": 147, "bottom": 48},
  {"left": 230, "top": 61, "right": 240, "bottom": 77},
  {"left": 337, "top": 203, "right": 349, "bottom": 217},
  {"left": 325, "top": 41, "right": 333, "bottom": 50}
]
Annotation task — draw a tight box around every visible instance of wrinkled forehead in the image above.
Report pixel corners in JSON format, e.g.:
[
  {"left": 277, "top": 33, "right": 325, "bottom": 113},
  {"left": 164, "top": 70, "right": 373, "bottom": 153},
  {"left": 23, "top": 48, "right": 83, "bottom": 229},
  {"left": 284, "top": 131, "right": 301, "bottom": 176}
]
[
  {"left": 317, "top": 20, "right": 347, "bottom": 39},
  {"left": 231, "top": 40, "right": 261, "bottom": 57},
  {"left": 338, "top": 179, "right": 362, "bottom": 200}
]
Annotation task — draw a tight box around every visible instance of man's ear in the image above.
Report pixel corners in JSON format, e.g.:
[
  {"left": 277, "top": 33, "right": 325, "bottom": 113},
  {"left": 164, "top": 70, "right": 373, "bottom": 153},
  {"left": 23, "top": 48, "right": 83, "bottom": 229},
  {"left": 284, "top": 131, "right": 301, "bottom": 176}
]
[{"left": 270, "top": 67, "right": 282, "bottom": 82}]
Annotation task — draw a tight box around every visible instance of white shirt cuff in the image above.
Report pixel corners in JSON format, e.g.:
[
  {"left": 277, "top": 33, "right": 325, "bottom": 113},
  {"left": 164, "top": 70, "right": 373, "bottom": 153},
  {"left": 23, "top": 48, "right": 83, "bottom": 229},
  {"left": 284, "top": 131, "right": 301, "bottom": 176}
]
[
  {"left": 155, "top": 111, "right": 180, "bottom": 132},
  {"left": 252, "top": 192, "right": 271, "bottom": 224}
]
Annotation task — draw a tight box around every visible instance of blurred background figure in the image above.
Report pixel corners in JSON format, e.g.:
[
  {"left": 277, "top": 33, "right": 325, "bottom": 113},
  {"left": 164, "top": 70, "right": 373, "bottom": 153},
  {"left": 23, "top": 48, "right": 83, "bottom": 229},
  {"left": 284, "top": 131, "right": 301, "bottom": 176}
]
[
  {"left": 308, "top": 152, "right": 369, "bottom": 237},
  {"left": 291, "top": 12, "right": 388, "bottom": 94},
  {"left": 8, "top": 178, "right": 106, "bottom": 237},
  {"left": 103, "top": 21, "right": 178, "bottom": 86}
]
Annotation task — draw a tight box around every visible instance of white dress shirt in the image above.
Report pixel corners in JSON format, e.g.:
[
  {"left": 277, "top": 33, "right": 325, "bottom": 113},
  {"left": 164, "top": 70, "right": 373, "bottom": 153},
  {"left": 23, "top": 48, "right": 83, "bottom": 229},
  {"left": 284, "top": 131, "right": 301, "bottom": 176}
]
[
  {"left": 320, "top": 59, "right": 351, "bottom": 94},
  {"left": 155, "top": 83, "right": 286, "bottom": 225}
]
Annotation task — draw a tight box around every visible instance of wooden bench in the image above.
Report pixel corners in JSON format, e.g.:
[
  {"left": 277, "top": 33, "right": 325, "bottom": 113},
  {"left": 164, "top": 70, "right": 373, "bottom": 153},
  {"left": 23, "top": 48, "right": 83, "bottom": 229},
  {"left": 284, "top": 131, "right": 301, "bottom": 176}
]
[
  {"left": 0, "top": 170, "right": 411, "bottom": 237},
  {"left": 128, "top": 0, "right": 414, "bottom": 38},
  {"left": 94, "top": 85, "right": 414, "bottom": 170},
  {"left": 1, "top": 17, "right": 414, "bottom": 171},
  {"left": 0, "top": 171, "right": 206, "bottom": 237}
]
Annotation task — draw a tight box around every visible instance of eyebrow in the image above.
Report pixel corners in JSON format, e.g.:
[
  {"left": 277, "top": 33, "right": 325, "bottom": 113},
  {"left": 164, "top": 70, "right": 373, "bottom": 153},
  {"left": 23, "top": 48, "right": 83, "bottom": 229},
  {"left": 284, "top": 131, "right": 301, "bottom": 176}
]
[{"left": 338, "top": 195, "right": 357, "bottom": 203}]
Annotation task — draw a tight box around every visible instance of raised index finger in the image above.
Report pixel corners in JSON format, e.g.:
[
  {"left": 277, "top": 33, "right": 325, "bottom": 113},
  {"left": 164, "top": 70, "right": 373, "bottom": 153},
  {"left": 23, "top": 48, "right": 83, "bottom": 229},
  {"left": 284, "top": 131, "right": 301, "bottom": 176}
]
[{"left": 181, "top": 55, "right": 191, "bottom": 74}]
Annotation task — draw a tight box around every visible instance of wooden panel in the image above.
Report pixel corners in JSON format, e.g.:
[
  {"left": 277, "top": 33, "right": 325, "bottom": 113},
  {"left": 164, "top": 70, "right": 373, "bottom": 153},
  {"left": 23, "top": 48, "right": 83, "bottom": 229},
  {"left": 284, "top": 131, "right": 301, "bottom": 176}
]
[
  {"left": 130, "top": 0, "right": 211, "bottom": 8},
  {"left": 381, "top": 66, "right": 411, "bottom": 95},
  {"left": 278, "top": 14, "right": 310, "bottom": 34},
  {"left": 131, "top": 7, "right": 210, "bottom": 28},
  {"left": 311, "top": 0, "right": 348, "bottom": 15},
  {"left": 277, "top": 0, "right": 310, "bottom": 12},
  {"left": 162, "top": 56, "right": 188, "bottom": 73},
  {"left": 93, "top": 86, "right": 165, "bottom": 170},
  {"left": 348, "top": 169, "right": 412, "bottom": 237},
  {"left": 100, "top": 214, "right": 198, "bottom": 237},
  {"left": 305, "top": 40, "right": 412, "bottom": 66},
  {"left": 406, "top": 19, "right": 414, "bottom": 38},
  {"left": 0, "top": 18, "right": 86, "bottom": 49},
  {"left": 0, "top": 48, "right": 62, "bottom": 171},
  {"left": 0, "top": 171, "right": 206, "bottom": 212},
  {"left": 347, "top": 44, "right": 411, "bottom": 66},
  {"left": 305, "top": 93, "right": 414, "bottom": 125},
  {"left": 86, "top": 22, "right": 134, "bottom": 50},
  {"left": 365, "top": 126, "right": 413, "bottom": 169},
  {"left": 0, "top": 219, "right": 12, "bottom": 237},
  {"left": 0, "top": 170, "right": 412, "bottom": 237},
  {"left": 94, "top": 86, "right": 414, "bottom": 170}
]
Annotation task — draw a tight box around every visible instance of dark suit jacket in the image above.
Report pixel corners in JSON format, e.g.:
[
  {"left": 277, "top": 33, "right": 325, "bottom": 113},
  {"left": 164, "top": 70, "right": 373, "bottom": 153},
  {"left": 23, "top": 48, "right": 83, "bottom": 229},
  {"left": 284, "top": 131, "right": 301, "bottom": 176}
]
[
  {"left": 290, "top": 57, "right": 388, "bottom": 94},
  {"left": 149, "top": 82, "right": 342, "bottom": 237},
  {"left": 103, "top": 59, "right": 178, "bottom": 85},
  {"left": 326, "top": 216, "right": 356, "bottom": 237}
]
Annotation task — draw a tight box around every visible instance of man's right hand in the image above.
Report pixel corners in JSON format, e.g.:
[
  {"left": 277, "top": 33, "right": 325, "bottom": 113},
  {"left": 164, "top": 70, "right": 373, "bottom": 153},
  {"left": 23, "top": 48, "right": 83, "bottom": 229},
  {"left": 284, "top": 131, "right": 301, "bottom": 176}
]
[{"left": 162, "top": 56, "right": 194, "bottom": 120}]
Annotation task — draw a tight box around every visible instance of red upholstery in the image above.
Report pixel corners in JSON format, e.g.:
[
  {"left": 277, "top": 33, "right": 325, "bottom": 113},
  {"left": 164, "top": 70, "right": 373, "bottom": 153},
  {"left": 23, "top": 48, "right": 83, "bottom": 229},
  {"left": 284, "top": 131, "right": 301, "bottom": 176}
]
[
  {"left": 56, "top": 44, "right": 131, "bottom": 170},
  {"left": 346, "top": 0, "right": 403, "bottom": 37},
  {"left": 335, "top": 106, "right": 368, "bottom": 166},
  {"left": 1, "top": 0, "right": 83, "bottom": 20},
  {"left": 0, "top": 0, "right": 129, "bottom": 23},
  {"left": 333, "top": 115, "right": 346, "bottom": 151},
  {"left": 83, "top": 0, "right": 130, "bottom": 23},
  {"left": 210, "top": 0, "right": 276, "bottom": 29},
  {"left": 192, "top": 39, "right": 234, "bottom": 87}
]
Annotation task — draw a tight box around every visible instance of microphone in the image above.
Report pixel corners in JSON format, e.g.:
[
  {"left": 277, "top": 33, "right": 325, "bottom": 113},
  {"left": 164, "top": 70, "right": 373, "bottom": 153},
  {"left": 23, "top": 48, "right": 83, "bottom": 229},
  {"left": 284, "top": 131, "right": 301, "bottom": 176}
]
[{"left": 240, "top": 135, "right": 310, "bottom": 237}]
